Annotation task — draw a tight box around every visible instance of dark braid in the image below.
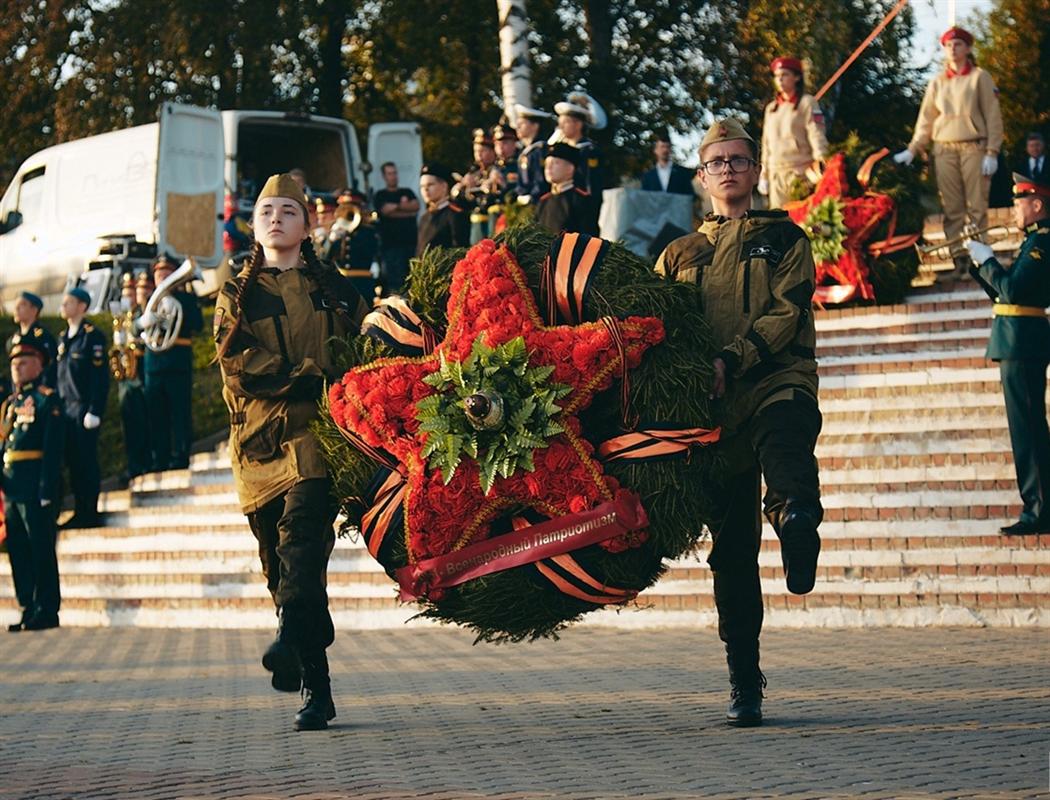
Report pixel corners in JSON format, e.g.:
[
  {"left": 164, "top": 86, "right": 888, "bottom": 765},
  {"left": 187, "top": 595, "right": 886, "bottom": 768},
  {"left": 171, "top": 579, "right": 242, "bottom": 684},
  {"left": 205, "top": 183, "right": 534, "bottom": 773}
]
[
  {"left": 214, "top": 241, "right": 265, "bottom": 361},
  {"left": 300, "top": 237, "right": 354, "bottom": 321}
]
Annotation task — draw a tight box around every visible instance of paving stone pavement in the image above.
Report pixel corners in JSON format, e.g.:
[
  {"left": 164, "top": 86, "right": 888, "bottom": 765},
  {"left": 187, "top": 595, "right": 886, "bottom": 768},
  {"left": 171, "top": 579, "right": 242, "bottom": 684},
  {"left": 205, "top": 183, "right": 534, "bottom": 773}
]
[{"left": 0, "top": 626, "right": 1046, "bottom": 800}]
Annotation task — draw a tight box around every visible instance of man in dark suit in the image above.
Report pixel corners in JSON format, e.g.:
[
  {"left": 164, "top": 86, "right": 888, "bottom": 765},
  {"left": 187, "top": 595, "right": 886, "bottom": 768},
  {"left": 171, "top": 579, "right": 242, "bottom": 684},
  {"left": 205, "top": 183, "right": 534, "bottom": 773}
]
[
  {"left": 640, "top": 131, "right": 696, "bottom": 196},
  {"left": 968, "top": 173, "right": 1050, "bottom": 535},
  {"left": 1016, "top": 133, "right": 1047, "bottom": 185}
]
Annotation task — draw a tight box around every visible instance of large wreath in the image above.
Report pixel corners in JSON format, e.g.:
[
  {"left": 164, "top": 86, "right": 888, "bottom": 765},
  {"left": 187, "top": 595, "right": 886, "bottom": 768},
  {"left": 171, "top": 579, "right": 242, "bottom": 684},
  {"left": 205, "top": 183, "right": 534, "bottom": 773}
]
[{"left": 315, "top": 225, "right": 722, "bottom": 642}]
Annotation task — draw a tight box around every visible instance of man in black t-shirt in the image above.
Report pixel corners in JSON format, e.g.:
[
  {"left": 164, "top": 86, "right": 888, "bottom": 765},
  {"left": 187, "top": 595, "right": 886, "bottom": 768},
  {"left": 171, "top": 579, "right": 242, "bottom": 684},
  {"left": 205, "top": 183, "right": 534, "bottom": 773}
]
[{"left": 374, "top": 162, "right": 420, "bottom": 292}]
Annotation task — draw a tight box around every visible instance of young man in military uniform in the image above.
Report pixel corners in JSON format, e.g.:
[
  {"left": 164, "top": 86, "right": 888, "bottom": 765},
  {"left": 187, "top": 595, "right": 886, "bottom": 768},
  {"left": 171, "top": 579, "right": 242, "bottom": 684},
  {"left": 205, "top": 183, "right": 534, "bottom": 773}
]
[
  {"left": 6, "top": 292, "right": 58, "bottom": 389},
  {"left": 3, "top": 339, "right": 63, "bottom": 631},
  {"left": 553, "top": 95, "right": 605, "bottom": 216},
  {"left": 140, "top": 254, "right": 203, "bottom": 471},
  {"left": 112, "top": 273, "right": 150, "bottom": 483},
  {"left": 655, "top": 118, "right": 823, "bottom": 728},
  {"left": 967, "top": 174, "right": 1050, "bottom": 535},
  {"left": 453, "top": 128, "right": 500, "bottom": 243},
  {"left": 536, "top": 143, "right": 599, "bottom": 236},
  {"left": 416, "top": 163, "right": 471, "bottom": 257},
  {"left": 56, "top": 287, "right": 109, "bottom": 530},
  {"left": 513, "top": 103, "right": 552, "bottom": 205},
  {"left": 492, "top": 119, "right": 520, "bottom": 203}
]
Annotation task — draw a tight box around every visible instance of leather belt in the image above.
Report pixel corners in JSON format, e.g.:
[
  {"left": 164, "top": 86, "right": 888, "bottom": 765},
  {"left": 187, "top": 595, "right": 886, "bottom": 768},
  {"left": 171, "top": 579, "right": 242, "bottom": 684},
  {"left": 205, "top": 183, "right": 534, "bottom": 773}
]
[
  {"left": 993, "top": 304, "right": 1047, "bottom": 318},
  {"left": 172, "top": 338, "right": 193, "bottom": 347},
  {"left": 4, "top": 450, "right": 43, "bottom": 464}
]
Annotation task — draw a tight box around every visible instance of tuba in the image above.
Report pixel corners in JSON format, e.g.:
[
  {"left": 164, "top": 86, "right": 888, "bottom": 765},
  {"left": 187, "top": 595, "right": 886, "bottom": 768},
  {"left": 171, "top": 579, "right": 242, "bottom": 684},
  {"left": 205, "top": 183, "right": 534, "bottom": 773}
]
[{"left": 142, "top": 257, "right": 200, "bottom": 352}]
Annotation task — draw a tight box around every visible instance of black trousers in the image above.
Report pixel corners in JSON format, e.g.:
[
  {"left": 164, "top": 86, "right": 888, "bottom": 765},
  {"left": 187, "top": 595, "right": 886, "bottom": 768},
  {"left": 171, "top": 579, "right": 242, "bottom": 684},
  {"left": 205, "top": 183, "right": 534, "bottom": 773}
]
[
  {"left": 247, "top": 478, "right": 337, "bottom": 649},
  {"left": 4, "top": 499, "right": 60, "bottom": 618},
  {"left": 708, "top": 392, "right": 823, "bottom": 645},
  {"left": 1000, "top": 360, "right": 1050, "bottom": 523},
  {"left": 64, "top": 419, "right": 100, "bottom": 520},
  {"left": 145, "top": 369, "right": 193, "bottom": 470},
  {"left": 381, "top": 244, "right": 414, "bottom": 292},
  {"left": 118, "top": 380, "right": 151, "bottom": 478}
]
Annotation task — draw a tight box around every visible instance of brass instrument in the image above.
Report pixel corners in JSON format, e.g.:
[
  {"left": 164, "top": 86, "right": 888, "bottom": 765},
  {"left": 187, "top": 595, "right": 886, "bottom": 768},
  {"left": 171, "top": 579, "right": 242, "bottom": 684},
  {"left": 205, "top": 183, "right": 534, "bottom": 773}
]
[
  {"left": 142, "top": 257, "right": 200, "bottom": 352},
  {"left": 916, "top": 224, "right": 1016, "bottom": 260},
  {"left": 109, "top": 309, "right": 142, "bottom": 382}
]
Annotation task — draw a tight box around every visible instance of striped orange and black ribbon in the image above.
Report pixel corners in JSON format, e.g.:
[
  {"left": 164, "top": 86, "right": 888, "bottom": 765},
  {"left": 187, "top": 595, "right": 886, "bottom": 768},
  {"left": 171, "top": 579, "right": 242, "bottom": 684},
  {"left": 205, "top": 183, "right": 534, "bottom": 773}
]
[
  {"left": 359, "top": 465, "right": 407, "bottom": 566},
  {"left": 597, "top": 425, "right": 722, "bottom": 463},
  {"left": 361, "top": 296, "right": 439, "bottom": 355},
  {"left": 540, "top": 231, "right": 611, "bottom": 325}
]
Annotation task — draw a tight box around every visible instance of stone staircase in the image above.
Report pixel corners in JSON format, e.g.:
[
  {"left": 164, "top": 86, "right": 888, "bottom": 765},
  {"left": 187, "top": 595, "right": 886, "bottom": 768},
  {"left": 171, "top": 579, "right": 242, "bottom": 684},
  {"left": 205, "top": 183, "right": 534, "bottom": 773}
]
[{"left": 2, "top": 212, "right": 1047, "bottom": 630}]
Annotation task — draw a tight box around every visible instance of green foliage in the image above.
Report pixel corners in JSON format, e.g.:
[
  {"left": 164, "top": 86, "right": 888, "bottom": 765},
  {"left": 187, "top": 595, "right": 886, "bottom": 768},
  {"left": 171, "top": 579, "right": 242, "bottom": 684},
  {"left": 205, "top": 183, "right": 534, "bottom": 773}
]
[
  {"left": 416, "top": 335, "right": 570, "bottom": 495},
  {"left": 803, "top": 197, "right": 848, "bottom": 264}
]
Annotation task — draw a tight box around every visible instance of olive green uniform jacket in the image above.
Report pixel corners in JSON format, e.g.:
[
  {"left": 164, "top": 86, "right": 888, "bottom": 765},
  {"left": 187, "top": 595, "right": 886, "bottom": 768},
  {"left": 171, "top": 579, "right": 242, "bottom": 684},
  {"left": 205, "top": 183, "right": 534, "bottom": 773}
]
[
  {"left": 655, "top": 210, "right": 819, "bottom": 434},
  {"left": 215, "top": 266, "right": 369, "bottom": 514}
]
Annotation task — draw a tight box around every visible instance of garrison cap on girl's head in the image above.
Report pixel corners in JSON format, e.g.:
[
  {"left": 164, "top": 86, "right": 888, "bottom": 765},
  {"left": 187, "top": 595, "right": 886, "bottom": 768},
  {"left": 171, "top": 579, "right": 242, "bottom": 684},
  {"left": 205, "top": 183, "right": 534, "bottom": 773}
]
[{"left": 257, "top": 173, "right": 310, "bottom": 214}]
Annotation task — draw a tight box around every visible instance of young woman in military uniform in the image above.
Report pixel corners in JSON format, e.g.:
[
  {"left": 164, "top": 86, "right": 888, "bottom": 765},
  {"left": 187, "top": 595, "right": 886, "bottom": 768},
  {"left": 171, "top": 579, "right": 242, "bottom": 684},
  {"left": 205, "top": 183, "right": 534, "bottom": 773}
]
[{"left": 214, "top": 173, "right": 369, "bottom": 731}]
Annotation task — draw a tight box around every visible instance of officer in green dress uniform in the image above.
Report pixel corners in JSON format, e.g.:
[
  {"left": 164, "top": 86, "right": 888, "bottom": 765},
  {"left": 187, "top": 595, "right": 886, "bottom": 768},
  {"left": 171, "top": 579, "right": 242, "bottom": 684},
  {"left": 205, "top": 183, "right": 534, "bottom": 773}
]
[
  {"left": 5, "top": 292, "right": 58, "bottom": 390},
  {"left": 57, "top": 287, "right": 109, "bottom": 530},
  {"left": 141, "top": 255, "right": 203, "bottom": 471},
  {"left": 968, "top": 173, "right": 1050, "bottom": 534},
  {"left": 3, "top": 339, "right": 63, "bottom": 631}
]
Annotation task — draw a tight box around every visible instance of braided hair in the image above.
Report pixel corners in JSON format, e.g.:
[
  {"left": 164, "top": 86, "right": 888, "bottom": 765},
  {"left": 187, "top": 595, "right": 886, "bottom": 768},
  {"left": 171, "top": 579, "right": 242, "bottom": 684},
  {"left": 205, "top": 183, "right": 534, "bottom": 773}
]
[
  {"left": 214, "top": 241, "right": 264, "bottom": 362},
  {"left": 299, "top": 236, "right": 355, "bottom": 322}
]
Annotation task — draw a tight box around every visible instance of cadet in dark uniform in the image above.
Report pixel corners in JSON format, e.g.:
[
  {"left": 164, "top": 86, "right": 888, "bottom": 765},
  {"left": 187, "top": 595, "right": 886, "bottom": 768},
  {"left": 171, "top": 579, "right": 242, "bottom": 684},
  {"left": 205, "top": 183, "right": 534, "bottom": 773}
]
[
  {"left": 493, "top": 119, "right": 520, "bottom": 204},
  {"left": 514, "top": 103, "right": 552, "bottom": 205},
  {"left": 214, "top": 173, "right": 370, "bottom": 731},
  {"left": 655, "top": 119, "right": 822, "bottom": 728},
  {"left": 3, "top": 339, "right": 63, "bottom": 631},
  {"left": 57, "top": 287, "right": 109, "bottom": 530},
  {"left": 111, "top": 273, "right": 150, "bottom": 482},
  {"left": 141, "top": 254, "right": 203, "bottom": 471},
  {"left": 536, "top": 143, "right": 599, "bottom": 236},
  {"left": 553, "top": 93, "right": 606, "bottom": 217},
  {"left": 416, "top": 163, "right": 471, "bottom": 257},
  {"left": 5, "top": 292, "right": 58, "bottom": 390},
  {"left": 968, "top": 173, "right": 1050, "bottom": 534}
]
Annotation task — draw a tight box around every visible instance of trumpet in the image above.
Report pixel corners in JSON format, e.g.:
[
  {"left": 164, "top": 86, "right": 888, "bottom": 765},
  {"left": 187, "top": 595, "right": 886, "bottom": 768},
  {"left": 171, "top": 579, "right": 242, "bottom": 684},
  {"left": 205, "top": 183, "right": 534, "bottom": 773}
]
[{"left": 916, "top": 224, "right": 1015, "bottom": 258}]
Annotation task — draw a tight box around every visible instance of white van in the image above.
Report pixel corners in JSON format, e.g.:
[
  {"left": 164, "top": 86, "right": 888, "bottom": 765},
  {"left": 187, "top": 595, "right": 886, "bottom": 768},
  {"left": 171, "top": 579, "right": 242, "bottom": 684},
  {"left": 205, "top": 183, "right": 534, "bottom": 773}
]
[{"left": 0, "top": 103, "right": 421, "bottom": 309}]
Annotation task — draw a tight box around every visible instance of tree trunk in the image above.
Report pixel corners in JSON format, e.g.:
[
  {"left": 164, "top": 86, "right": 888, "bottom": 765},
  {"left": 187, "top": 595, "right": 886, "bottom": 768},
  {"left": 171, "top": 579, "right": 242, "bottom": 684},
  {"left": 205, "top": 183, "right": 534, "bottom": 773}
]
[
  {"left": 317, "top": 0, "right": 350, "bottom": 118},
  {"left": 496, "top": 0, "right": 532, "bottom": 120}
]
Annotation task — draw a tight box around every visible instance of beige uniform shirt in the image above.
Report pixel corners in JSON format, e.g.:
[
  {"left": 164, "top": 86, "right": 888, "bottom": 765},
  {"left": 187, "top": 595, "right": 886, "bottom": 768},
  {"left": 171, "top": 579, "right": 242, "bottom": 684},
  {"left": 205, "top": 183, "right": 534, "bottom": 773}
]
[
  {"left": 761, "top": 93, "right": 829, "bottom": 170},
  {"left": 215, "top": 266, "right": 369, "bottom": 513},
  {"left": 908, "top": 66, "right": 1003, "bottom": 155}
]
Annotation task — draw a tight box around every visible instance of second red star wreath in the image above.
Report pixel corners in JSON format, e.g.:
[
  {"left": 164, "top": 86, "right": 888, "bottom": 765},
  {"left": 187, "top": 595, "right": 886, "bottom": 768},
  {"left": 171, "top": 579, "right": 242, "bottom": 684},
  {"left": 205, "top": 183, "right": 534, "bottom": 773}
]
[{"left": 315, "top": 225, "right": 722, "bottom": 642}]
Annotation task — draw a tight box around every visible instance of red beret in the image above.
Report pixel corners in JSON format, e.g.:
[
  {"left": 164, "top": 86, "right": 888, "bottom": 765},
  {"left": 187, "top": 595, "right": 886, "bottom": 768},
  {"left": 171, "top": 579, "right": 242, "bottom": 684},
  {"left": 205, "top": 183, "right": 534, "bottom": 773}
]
[
  {"left": 940, "top": 27, "right": 973, "bottom": 46},
  {"left": 770, "top": 56, "right": 804, "bottom": 74}
]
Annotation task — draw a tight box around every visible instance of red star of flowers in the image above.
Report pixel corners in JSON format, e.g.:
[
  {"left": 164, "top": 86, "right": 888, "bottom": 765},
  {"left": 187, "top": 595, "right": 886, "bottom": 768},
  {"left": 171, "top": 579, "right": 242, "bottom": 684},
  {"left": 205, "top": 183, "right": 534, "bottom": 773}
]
[
  {"left": 329, "top": 239, "right": 664, "bottom": 563},
  {"left": 785, "top": 152, "right": 894, "bottom": 304}
]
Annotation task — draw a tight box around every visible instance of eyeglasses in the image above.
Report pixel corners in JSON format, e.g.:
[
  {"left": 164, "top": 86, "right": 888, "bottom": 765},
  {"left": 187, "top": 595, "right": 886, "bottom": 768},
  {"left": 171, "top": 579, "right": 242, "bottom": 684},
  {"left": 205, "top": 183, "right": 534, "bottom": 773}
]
[{"left": 700, "top": 156, "right": 757, "bottom": 175}]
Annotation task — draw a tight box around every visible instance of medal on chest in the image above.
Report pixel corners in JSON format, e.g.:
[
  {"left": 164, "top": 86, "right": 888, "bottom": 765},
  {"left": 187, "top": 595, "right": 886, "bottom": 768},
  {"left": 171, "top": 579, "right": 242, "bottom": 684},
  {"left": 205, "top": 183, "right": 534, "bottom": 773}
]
[{"left": 14, "top": 396, "right": 36, "bottom": 426}]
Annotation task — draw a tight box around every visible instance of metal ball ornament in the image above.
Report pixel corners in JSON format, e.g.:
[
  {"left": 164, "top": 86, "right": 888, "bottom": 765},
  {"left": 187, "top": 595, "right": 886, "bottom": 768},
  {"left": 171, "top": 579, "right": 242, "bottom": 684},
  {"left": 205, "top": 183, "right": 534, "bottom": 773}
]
[{"left": 464, "top": 390, "right": 505, "bottom": 431}]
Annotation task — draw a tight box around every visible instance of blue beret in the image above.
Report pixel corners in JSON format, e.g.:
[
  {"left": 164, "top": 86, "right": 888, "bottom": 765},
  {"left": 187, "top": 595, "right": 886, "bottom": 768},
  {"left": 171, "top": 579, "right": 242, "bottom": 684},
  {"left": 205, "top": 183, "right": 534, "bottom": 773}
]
[
  {"left": 67, "top": 287, "right": 92, "bottom": 306},
  {"left": 19, "top": 291, "right": 43, "bottom": 311}
]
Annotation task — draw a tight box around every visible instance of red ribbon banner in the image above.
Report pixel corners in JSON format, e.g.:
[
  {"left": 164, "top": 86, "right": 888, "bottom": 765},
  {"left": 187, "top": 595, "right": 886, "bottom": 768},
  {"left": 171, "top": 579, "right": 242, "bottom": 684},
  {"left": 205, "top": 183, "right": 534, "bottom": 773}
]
[{"left": 394, "top": 491, "right": 649, "bottom": 602}]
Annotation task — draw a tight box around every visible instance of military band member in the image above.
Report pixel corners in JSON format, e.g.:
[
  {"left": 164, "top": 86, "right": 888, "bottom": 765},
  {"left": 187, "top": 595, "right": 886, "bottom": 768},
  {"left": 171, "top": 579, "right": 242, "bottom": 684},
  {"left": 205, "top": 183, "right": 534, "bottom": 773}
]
[
  {"left": 536, "top": 143, "right": 599, "bottom": 236},
  {"left": 3, "top": 339, "right": 64, "bottom": 631},
  {"left": 214, "top": 173, "right": 370, "bottom": 731},
  {"left": 56, "top": 287, "right": 109, "bottom": 530},
  {"left": 112, "top": 273, "right": 150, "bottom": 482},
  {"left": 967, "top": 174, "right": 1050, "bottom": 535},
  {"left": 141, "top": 254, "right": 203, "bottom": 472},
  {"left": 895, "top": 27, "right": 1004, "bottom": 277},
  {"left": 416, "top": 163, "right": 471, "bottom": 257},
  {"left": 759, "top": 56, "right": 828, "bottom": 208},
  {"left": 553, "top": 93, "right": 606, "bottom": 216},
  {"left": 514, "top": 103, "right": 552, "bottom": 205},
  {"left": 6, "top": 292, "right": 58, "bottom": 390},
  {"left": 655, "top": 118, "right": 822, "bottom": 728},
  {"left": 493, "top": 119, "right": 520, "bottom": 202},
  {"left": 453, "top": 128, "right": 501, "bottom": 243}
]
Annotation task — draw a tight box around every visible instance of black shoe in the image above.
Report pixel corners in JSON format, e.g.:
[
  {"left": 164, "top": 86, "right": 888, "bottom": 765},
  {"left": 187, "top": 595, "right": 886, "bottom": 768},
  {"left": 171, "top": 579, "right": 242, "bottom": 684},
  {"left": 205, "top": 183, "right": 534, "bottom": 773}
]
[
  {"left": 779, "top": 506, "right": 821, "bottom": 595},
  {"left": 57, "top": 515, "right": 83, "bottom": 530},
  {"left": 24, "top": 613, "right": 59, "bottom": 631},
  {"left": 294, "top": 688, "right": 336, "bottom": 731},
  {"left": 262, "top": 607, "right": 302, "bottom": 692},
  {"left": 1000, "top": 519, "right": 1050, "bottom": 535},
  {"left": 725, "top": 641, "right": 765, "bottom": 728},
  {"left": 7, "top": 610, "right": 31, "bottom": 632}
]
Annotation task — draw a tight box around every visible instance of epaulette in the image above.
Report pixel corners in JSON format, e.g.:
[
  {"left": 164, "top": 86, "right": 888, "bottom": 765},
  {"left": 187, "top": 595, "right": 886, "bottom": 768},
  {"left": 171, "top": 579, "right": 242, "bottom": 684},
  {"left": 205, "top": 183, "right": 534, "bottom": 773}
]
[
  {"left": 32, "top": 329, "right": 41, "bottom": 338},
  {"left": 38, "top": 386, "right": 53, "bottom": 396},
  {"left": 573, "top": 187, "right": 591, "bottom": 197},
  {"left": 449, "top": 201, "right": 465, "bottom": 213},
  {"left": 84, "top": 323, "right": 94, "bottom": 332}
]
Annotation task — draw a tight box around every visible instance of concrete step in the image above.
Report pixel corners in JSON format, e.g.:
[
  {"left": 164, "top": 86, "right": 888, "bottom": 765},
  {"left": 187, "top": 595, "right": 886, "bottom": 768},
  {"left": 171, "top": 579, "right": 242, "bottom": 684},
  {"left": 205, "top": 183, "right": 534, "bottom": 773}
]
[
  {"left": 818, "top": 349, "right": 989, "bottom": 375},
  {"left": 816, "top": 305, "right": 992, "bottom": 333}
]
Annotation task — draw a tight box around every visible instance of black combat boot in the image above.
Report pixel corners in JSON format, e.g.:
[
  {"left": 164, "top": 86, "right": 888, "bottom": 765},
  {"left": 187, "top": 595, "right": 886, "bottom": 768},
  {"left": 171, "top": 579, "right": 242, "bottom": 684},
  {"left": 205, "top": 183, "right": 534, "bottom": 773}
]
[
  {"left": 295, "top": 650, "right": 336, "bottom": 731},
  {"left": 777, "top": 502, "right": 822, "bottom": 595},
  {"left": 262, "top": 606, "right": 303, "bottom": 692},
  {"left": 725, "top": 640, "right": 765, "bottom": 727}
]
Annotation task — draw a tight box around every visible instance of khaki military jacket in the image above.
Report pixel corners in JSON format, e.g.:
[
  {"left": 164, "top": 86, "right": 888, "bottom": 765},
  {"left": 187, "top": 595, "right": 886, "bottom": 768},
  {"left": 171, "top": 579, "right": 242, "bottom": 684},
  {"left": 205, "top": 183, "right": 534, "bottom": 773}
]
[
  {"left": 908, "top": 66, "right": 1003, "bottom": 155},
  {"left": 215, "top": 266, "right": 369, "bottom": 513},
  {"left": 761, "top": 93, "right": 828, "bottom": 170},
  {"left": 655, "top": 210, "right": 819, "bottom": 432}
]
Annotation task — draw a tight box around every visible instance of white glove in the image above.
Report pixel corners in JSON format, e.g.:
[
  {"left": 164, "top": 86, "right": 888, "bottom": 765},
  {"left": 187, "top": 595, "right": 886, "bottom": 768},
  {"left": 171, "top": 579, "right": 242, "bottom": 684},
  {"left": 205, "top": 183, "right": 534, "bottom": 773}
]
[
  {"left": 40, "top": 498, "right": 51, "bottom": 508},
  {"left": 981, "top": 155, "right": 998, "bottom": 176},
  {"left": 137, "top": 310, "right": 158, "bottom": 329},
  {"left": 757, "top": 177, "right": 769, "bottom": 196},
  {"left": 370, "top": 261, "right": 381, "bottom": 279},
  {"left": 893, "top": 149, "right": 915, "bottom": 166},
  {"left": 966, "top": 239, "right": 994, "bottom": 264},
  {"left": 83, "top": 412, "right": 101, "bottom": 430}
]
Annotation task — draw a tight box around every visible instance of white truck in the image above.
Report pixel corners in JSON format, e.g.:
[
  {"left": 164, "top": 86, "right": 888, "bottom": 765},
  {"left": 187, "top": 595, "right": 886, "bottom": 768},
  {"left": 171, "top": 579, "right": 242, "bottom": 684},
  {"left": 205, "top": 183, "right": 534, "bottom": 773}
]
[{"left": 0, "top": 102, "right": 422, "bottom": 310}]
